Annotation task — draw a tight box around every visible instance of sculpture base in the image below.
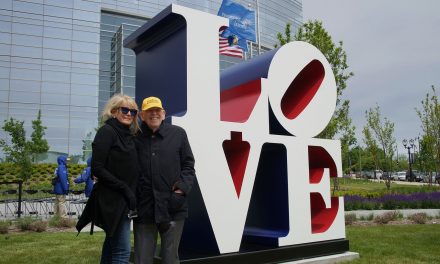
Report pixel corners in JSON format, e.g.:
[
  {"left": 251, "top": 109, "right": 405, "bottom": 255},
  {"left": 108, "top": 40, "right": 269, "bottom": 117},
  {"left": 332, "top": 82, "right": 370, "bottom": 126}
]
[{"left": 180, "top": 239, "right": 349, "bottom": 264}]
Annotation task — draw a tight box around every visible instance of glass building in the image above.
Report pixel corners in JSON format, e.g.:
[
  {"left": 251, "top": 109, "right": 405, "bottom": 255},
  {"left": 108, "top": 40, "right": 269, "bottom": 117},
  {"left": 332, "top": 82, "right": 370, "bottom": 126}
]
[{"left": 0, "top": 0, "right": 302, "bottom": 161}]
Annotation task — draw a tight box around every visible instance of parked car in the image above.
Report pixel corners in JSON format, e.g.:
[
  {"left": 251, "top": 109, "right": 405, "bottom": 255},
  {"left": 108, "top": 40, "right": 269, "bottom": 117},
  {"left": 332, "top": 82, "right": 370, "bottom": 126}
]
[
  {"left": 394, "top": 171, "right": 407, "bottom": 181},
  {"left": 414, "top": 172, "right": 424, "bottom": 182},
  {"left": 369, "top": 170, "right": 383, "bottom": 180},
  {"left": 374, "top": 170, "right": 383, "bottom": 179},
  {"left": 423, "top": 172, "right": 437, "bottom": 183},
  {"left": 381, "top": 171, "right": 392, "bottom": 180},
  {"left": 361, "top": 171, "right": 374, "bottom": 179},
  {"left": 390, "top": 171, "right": 399, "bottom": 181}
]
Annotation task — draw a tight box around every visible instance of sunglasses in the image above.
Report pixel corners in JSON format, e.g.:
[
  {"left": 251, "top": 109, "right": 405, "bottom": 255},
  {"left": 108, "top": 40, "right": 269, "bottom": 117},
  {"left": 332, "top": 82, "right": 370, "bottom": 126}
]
[{"left": 119, "top": 107, "right": 138, "bottom": 116}]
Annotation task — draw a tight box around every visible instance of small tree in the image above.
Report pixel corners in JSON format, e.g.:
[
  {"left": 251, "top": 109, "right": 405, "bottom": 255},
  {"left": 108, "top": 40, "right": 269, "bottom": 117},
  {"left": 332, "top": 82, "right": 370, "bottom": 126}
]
[
  {"left": 274, "top": 22, "right": 291, "bottom": 48},
  {"left": 365, "top": 105, "right": 396, "bottom": 189},
  {"left": 419, "top": 134, "right": 436, "bottom": 184},
  {"left": 362, "top": 126, "right": 380, "bottom": 174},
  {"left": 339, "top": 101, "right": 357, "bottom": 173},
  {"left": 0, "top": 118, "right": 32, "bottom": 180},
  {"left": 416, "top": 85, "right": 440, "bottom": 177},
  {"left": 0, "top": 111, "right": 49, "bottom": 181},
  {"left": 82, "top": 131, "right": 93, "bottom": 161},
  {"left": 29, "top": 110, "right": 49, "bottom": 162}
]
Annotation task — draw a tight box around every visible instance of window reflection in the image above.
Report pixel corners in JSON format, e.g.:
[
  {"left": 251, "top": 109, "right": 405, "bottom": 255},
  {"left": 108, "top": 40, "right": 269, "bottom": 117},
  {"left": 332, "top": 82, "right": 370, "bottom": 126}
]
[
  {"left": 42, "top": 82, "right": 70, "bottom": 94},
  {"left": 44, "top": 27, "right": 72, "bottom": 40},
  {"left": 71, "top": 73, "right": 98, "bottom": 85},
  {"left": 12, "top": 34, "right": 42, "bottom": 47},
  {"left": 43, "top": 38, "right": 72, "bottom": 50},
  {"left": 41, "top": 93, "right": 69, "bottom": 105},
  {"left": 11, "top": 45, "right": 42, "bottom": 59},
  {"left": 10, "top": 79, "right": 40, "bottom": 92},
  {"left": 42, "top": 48, "right": 71, "bottom": 61},
  {"left": 71, "top": 94, "right": 97, "bottom": 107},
  {"left": 42, "top": 70, "right": 70, "bottom": 83},
  {"left": 9, "top": 91, "right": 40, "bottom": 103},
  {"left": 12, "top": 23, "right": 43, "bottom": 36},
  {"left": 10, "top": 67, "right": 41, "bottom": 81},
  {"left": 13, "top": 1, "right": 43, "bottom": 15},
  {"left": 44, "top": 5, "right": 73, "bottom": 19}
]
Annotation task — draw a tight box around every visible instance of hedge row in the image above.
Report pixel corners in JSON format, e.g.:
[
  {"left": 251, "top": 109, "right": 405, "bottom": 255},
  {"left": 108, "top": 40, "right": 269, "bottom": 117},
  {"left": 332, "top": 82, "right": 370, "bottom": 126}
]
[{"left": 0, "top": 162, "right": 86, "bottom": 189}]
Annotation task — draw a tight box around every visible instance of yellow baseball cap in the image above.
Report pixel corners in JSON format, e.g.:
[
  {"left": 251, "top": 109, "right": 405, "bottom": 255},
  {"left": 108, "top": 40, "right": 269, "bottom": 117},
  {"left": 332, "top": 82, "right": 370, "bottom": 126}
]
[{"left": 142, "top": 96, "right": 164, "bottom": 111}]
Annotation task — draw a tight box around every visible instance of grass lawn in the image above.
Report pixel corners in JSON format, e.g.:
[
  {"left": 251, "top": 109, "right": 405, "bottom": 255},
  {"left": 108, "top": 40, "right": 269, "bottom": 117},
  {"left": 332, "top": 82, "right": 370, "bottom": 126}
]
[
  {"left": 346, "top": 224, "right": 440, "bottom": 263},
  {"left": 1, "top": 224, "right": 439, "bottom": 264},
  {"left": 0, "top": 231, "right": 107, "bottom": 264}
]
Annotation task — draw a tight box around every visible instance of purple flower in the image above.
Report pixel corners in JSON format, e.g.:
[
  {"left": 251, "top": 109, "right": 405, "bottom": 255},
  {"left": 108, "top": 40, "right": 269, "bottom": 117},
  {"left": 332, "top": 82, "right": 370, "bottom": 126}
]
[{"left": 344, "top": 192, "right": 440, "bottom": 210}]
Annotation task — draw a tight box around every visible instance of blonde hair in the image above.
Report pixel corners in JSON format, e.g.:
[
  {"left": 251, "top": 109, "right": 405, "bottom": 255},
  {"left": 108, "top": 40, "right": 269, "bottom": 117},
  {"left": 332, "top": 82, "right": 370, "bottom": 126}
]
[{"left": 101, "top": 94, "right": 140, "bottom": 134}]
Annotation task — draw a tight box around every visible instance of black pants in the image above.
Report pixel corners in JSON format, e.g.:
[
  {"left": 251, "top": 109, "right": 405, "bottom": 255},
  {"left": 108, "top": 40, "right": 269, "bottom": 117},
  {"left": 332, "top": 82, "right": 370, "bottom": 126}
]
[{"left": 133, "top": 220, "right": 185, "bottom": 264}]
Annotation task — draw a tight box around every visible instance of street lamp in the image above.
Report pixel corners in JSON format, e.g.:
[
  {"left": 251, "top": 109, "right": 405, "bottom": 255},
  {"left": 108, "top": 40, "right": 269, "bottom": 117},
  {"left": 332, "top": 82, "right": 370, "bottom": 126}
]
[
  {"left": 402, "top": 139, "right": 415, "bottom": 182},
  {"left": 415, "top": 136, "right": 423, "bottom": 176}
]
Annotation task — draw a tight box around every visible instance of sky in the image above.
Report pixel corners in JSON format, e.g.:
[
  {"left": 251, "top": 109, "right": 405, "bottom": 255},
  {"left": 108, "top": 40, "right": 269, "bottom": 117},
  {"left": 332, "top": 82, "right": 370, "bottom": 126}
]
[{"left": 302, "top": 0, "right": 440, "bottom": 154}]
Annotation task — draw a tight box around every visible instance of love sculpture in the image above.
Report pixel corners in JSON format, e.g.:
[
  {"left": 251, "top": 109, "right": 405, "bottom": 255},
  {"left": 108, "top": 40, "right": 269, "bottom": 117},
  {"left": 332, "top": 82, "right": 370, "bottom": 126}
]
[{"left": 125, "top": 4, "right": 350, "bottom": 263}]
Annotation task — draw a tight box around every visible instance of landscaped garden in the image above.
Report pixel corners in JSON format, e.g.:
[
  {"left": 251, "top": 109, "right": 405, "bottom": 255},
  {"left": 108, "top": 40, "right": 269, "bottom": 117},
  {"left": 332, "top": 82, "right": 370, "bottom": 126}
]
[
  {"left": 0, "top": 162, "right": 87, "bottom": 191},
  {"left": 334, "top": 178, "right": 440, "bottom": 210}
]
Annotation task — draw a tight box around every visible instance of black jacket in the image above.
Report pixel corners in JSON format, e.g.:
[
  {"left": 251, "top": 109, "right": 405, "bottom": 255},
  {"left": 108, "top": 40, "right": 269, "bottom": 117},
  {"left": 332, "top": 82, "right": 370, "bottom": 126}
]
[
  {"left": 76, "top": 118, "right": 138, "bottom": 237},
  {"left": 135, "top": 121, "right": 196, "bottom": 224}
]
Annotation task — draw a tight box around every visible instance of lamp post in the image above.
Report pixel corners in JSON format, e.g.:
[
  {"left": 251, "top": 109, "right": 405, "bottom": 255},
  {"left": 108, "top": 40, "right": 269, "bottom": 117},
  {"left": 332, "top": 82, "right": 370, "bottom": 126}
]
[
  {"left": 402, "top": 139, "right": 415, "bottom": 182},
  {"left": 416, "top": 136, "right": 423, "bottom": 178}
]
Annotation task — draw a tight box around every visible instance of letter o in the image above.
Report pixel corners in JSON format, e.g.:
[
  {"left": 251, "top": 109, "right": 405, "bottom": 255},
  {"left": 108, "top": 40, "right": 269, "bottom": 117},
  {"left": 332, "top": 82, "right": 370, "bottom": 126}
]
[{"left": 266, "top": 41, "right": 337, "bottom": 137}]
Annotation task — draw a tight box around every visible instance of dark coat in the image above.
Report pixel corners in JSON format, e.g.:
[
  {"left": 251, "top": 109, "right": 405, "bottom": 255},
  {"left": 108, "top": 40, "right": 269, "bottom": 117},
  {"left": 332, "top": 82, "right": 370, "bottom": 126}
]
[
  {"left": 53, "top": 156, "right": 69, "bottom": 195},
  {"left": 135, "top": 121, "right": 196, "bottom": 224},
  {"left": 76, "top": 118, "right": 138, "bottom": 237}
]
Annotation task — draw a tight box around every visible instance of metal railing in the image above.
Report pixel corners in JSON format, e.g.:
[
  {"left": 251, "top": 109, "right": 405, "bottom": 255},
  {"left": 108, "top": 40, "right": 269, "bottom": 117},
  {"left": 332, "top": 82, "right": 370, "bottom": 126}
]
[{"left": 0, "top": 181, "right": 87, "bottom": 220}]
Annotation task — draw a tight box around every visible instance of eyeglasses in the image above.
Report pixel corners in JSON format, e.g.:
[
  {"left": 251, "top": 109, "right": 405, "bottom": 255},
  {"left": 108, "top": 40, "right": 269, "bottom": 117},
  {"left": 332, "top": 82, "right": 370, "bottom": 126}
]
[{"left": 119, "top": 107, "right": 138, "bottom": 116}]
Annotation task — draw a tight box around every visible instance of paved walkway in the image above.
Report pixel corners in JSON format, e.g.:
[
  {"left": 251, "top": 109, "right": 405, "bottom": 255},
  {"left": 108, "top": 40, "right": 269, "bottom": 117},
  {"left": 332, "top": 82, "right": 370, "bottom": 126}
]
[
  {"left": 345, "top": 208, "right": 440, "bottom": 218},
  {"left": 369, "top": 179, "right": 439, "bottom": 186}
]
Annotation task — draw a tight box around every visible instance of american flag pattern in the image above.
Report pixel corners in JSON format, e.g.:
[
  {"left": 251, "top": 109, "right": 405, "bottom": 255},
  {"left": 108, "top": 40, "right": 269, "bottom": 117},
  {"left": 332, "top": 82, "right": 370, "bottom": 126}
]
[{"left": 219, "top": 30, "right": 244, "bottom": 58}]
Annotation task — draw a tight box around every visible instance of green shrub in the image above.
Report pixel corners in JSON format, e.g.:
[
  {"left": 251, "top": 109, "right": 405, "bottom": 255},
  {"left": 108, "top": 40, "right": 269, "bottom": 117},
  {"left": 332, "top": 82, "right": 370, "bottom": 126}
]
[
  {"left": 345, "top": 213, "right": 357, "bottom": 225},
  {"left": 0, "top": 163, "right": 86, "bottom": 188},
  {"left": 0, "top": 220, "right": 11, "bottom": 234},
  {"left": 49, "top": 216, "right": 76, "bottom": 228},
  {"left": 29, "top": 220, "right": 48, "bottom": 232},
  {"left": 374, "top": 211, "right": 400, "bottom": 224},
  {"left": 15, "top": 217, "right": 39, "bottom": 231},
  {"left": 359, "top": 213, "right": 374, "bottom": 221},
  {"left": 408, "top": 213, "right": 428, "bottom": 224}
]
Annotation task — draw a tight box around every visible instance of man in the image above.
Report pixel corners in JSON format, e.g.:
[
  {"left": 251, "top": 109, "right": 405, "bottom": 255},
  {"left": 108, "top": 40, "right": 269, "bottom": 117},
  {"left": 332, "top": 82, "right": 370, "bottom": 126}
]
[
  {"left": 134, "top": 96, "right": 196, "bottom": 264},
  {"left": 53, "top": 155, "right": 69, "bottom": 218}
]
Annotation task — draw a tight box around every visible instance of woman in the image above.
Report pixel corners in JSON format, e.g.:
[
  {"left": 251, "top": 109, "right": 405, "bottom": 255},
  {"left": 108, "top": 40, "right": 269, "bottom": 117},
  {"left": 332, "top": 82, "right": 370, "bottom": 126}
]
[{"left": 76, "top": 94, "right": 140, "bottom": 263}]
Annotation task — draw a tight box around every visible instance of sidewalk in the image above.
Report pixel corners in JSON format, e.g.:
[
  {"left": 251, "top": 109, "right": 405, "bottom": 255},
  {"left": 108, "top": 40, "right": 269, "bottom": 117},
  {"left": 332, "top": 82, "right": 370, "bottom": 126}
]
[
  {"left": 345, "top": 208, "right": 440, "bottom": 218},
  {"left": 369, "top": 179, "right": 439, "bottom": 186}
]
